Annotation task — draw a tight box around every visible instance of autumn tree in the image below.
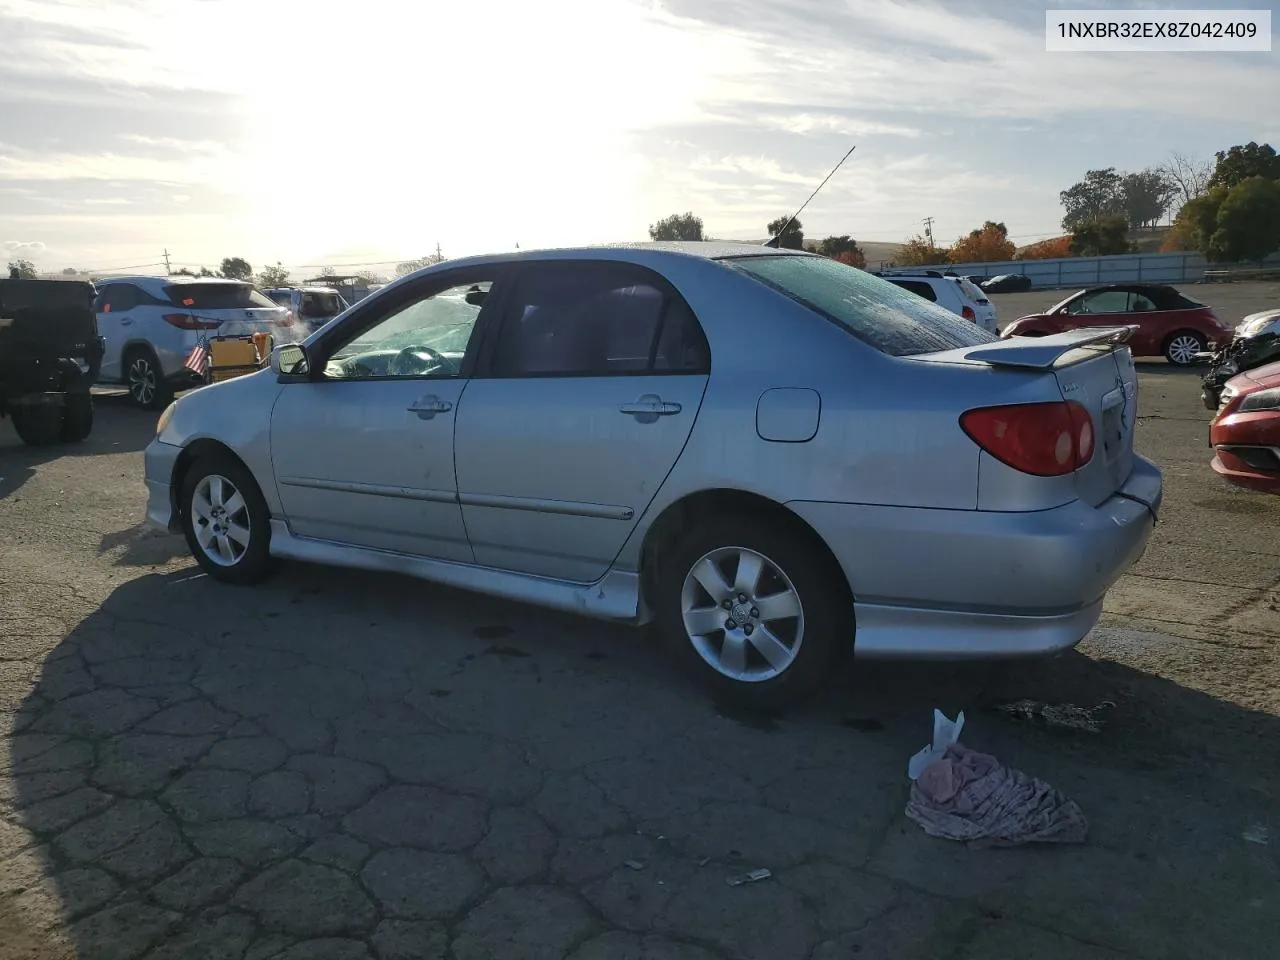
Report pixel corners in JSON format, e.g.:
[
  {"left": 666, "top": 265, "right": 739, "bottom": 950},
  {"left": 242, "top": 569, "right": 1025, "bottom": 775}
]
[
  {"left": 649, "top": 212, "right": 705, "bottom": 242},
  {"left": 1120, "top": 169, "right": 1176, "bottom": 229},
  {"left": 766, "top": 216, "right": 804, "bottom": 250},
  {"left": 1059, "top": 168, "right": 1125, "bottom": 231},
  {"left": 816, "top": 235, "right": 867, "bottom": 268},
  {"left": 1205, "top": 176, "right": 1280, "bottom": 263},
  {"left": 948, "top": 221, "right": 1016, "bottom": 263},
  {"left": 1068, "top": 216, "right": 1133, "bottom": 256},
  {"left": 218, "top": 257, "right": 253, "bottom": 281},
  {"left": 891, "top": 235, "right": 950, "bottom": 266},
  {"left": 257, "top": 263, "right": 290, "bottom": 287},
  {"left": 1208, "top": 142, "right": 1280, "bottom": 191},
  {"left": 1015, "top": 236, "right": 1072, "bottom": 260},
  {"left": 1159, "top": 152, "right": 1213, "bottom": 207},
  {"left": 7, "top": 259, "right": 37, "bottom": 279}
]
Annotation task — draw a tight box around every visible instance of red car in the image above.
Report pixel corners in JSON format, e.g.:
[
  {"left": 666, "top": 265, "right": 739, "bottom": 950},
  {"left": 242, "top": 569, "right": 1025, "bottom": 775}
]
[
  {"left": 1210, "top": 359, "right": 1280, "bottom": 493},
  {"left": 1001, "top": 283, "right": 1232, "bottom": 366}
]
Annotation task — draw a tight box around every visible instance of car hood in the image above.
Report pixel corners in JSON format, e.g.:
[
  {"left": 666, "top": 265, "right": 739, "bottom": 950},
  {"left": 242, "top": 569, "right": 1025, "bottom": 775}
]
[
  {"left": 1229, "top": 358, "right": 1280, "bottom": 391},
  {"left": 1236, "top": 309, "right": 1280, "bottom": 339}
]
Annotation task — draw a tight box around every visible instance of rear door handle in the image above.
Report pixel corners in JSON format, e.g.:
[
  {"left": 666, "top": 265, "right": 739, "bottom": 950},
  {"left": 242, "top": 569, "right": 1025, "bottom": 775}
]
[
  {"left": 620, "top": 394, "right": 682, "bottom": 422},
  {"left": 407, "top": 396, "right": 453, "bottom": 420},
  {"left": 119, "top": 318, "right": 133, "bottom": 326}
]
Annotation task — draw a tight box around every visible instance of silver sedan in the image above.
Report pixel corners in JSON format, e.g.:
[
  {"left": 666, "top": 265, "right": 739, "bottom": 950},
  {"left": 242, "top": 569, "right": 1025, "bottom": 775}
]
[{"left": 143, "top": 242, "right": 1162, "bottom": 711}]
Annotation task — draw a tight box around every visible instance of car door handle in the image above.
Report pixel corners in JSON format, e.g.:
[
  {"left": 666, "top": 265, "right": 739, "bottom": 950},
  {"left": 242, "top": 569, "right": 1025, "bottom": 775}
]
[
  {"left": 119, "top": 318, "right": 133, "bottom": 326},
  {"left": 620, "top": 395, "right": 682, "bottom": 421},
  {"left": 407, "top": 396, "right": 452, "bottom": 419}
]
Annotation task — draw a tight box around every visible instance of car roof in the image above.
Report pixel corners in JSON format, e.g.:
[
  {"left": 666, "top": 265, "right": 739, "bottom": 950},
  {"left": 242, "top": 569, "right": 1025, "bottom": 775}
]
[
  {"left": 100, "top": 275, "right": 253, "bottom": 292},
  {"left": 404, "top": 241, "right": 811, "bottom": 273}
]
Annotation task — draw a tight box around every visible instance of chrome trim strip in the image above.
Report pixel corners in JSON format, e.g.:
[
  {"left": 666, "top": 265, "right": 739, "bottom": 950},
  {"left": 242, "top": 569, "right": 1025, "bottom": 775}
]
[
  {"left": 278, "top": 476, "right": 457, "bottom": 504},
  {"left": 459, "top": 492, "right": 634, "bottom": 521}
]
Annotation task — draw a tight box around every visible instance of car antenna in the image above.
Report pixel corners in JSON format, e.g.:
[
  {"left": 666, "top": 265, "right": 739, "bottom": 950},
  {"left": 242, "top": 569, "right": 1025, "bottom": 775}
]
[{"left": 764, "top": 144, "right": 857, "bottom": 248}]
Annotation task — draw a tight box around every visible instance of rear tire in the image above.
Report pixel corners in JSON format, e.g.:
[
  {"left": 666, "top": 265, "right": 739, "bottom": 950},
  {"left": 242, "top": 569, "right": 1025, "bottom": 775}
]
[
  {"left": 60, "top": 392, "right": 94, "bottom": 442},
  {"left": 125, "top": 347, "right": 174, "bottom": 410},
  {"left": 1165, "top": 331, "right": 1206, "bottom": 366},
  {"left": 654, "top": 512, "right": 852, "bottom": 714},
  {"left": 179, "top": 452, "right": 275, "bottom": 585},
  {"left": 11, "top": 405, "right": 63, "bottom": 447}
]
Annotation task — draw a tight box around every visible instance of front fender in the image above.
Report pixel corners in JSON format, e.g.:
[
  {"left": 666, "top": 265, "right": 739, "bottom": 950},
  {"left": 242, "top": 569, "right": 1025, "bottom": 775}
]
[{"left": 157, "top": 370, "right": 286, "bottom": 515}]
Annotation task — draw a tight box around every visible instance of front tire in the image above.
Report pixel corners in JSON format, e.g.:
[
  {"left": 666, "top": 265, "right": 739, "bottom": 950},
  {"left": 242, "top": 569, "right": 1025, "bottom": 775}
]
[
  {"left": 654, "top": 512, "right": 852, "bottom": 713},
  {"left": 60, "top": 392, "right": 94, "bottom": 442},
  {"left": 11, "top": 405, "right": 63, "bottom": 446},
  {"left": 1165, "top": 331, "right": 1206, "bottom": 366},
  {"left": 179, "top": 453, "right": 274, "bottom": 584}
]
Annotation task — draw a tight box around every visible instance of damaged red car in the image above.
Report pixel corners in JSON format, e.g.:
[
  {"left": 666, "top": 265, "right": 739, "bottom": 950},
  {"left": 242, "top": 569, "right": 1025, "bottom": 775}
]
[{"left": 1210, "top": 360, "right": 1280, "bottom": 494}]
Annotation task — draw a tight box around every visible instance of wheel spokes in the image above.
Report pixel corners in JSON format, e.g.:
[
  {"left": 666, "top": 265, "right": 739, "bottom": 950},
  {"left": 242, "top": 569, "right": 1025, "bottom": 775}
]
[
  {"left": 719, "top": 631, "right": 747, "bottom": 675},
  {"left": 747, "top": 624, "right": 793, "bottom": 671},
  {"left": 733, "top": 550, "right": 764, "bottom": 597},
  {"left": 685, "top": 605, "right": 727, "bottom": 636},
  {"left": 689, "top": 557, "right": 732, "bottom": 604},
  {"left": 754, "top": 588, "right": 801, "bottom": 623}
]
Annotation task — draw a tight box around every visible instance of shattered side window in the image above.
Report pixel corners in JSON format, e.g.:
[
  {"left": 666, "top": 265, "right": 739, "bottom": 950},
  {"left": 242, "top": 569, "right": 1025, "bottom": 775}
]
[{"left": 725, "top": 255, "right": 997, "bottom": 356}]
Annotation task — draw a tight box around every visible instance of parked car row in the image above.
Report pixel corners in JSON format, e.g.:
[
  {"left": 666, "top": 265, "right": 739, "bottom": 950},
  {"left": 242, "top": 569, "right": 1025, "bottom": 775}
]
[{"left": 91, "top": 278, "right": 347, "bottom": 408}]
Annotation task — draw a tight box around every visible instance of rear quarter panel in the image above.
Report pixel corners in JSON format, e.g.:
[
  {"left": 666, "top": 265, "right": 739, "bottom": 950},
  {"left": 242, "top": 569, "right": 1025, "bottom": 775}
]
[{"left": 608, "top": 256, "right": 1065, "bottom": 569}]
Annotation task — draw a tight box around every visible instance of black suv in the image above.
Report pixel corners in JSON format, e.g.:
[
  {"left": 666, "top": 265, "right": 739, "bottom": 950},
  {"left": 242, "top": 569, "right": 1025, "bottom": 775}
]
[{"left": 0, "top": 277, "right": 105, "bottom": 446}]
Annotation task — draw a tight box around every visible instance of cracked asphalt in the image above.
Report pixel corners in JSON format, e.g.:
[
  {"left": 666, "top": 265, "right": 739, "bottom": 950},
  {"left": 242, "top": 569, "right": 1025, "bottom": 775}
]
[{"left": 2, "top": 282, "right": 1279, "bottom": 960}]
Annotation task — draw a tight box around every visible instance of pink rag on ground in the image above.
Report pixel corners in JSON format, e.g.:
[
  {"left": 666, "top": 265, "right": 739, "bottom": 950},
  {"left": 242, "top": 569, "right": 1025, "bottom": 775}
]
[{"left": 905, "top": 742, "right": 1088, "bottom": 847}]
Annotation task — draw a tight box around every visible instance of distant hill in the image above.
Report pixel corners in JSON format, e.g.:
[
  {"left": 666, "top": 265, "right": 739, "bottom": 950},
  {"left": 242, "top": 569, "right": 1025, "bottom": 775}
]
[{"left": 1016, "top": 226, "right": 1173, "bottom": 257}]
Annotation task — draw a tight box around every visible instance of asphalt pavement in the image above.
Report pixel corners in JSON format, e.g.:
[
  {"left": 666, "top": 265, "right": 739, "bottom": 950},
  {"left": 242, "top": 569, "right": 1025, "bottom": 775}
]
[{"left": 2, "top": 284, "right": 1279, "bottom": 960}]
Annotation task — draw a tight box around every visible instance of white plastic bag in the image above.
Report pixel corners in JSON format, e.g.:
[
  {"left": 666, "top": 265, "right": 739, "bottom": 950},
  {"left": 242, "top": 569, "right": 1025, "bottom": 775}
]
[{"left": 907, "top": 709, "right": 965, "bottom": 780}]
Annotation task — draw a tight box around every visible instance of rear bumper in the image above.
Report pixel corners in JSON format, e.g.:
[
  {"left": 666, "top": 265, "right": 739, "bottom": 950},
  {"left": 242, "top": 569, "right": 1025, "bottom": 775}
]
[
  {"left": 144, "top": 438, "right": 183, "bottom": 533},
  {"left": 787, "top": 454, "right": 1162, "bottom": 658}
]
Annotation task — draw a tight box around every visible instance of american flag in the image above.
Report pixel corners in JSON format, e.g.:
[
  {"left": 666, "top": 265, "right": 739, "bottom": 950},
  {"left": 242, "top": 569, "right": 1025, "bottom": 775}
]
[{"left": 184, "top": 334, "right": 210, "bottom": 378}]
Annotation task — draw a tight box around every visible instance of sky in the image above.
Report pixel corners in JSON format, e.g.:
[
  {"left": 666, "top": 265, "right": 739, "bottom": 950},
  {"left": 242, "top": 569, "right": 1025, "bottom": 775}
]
[{"left": 1, "top": 0, "right": 1277, "bottom": 276}]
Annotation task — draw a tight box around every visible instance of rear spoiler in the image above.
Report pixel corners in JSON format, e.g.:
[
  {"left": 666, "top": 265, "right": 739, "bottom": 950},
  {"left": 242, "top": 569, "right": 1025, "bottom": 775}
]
[{"left": 962, "top": 326, "right": 1136, "bottom": 371}]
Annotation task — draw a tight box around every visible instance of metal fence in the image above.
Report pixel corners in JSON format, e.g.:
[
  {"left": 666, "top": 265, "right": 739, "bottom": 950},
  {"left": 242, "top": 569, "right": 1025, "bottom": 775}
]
[{"left": 881, "top": 250, "right": 1280, "bottom": 290}]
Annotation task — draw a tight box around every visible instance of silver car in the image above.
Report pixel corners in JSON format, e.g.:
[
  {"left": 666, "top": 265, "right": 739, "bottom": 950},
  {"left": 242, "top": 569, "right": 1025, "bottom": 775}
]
[{"left": 142, "top": 243, "right": 1162, "bottom": 710}]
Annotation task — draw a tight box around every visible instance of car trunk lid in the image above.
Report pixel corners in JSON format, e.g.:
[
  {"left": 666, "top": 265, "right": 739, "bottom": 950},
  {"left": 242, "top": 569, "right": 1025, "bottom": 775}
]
[{"left": 939, "top": 327, "right": 1139, "bottom": 506}]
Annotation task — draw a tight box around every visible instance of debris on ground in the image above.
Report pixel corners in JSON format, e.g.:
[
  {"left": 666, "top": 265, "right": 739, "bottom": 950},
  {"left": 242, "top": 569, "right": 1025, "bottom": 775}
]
[
  {"left": 624, "top": 859, "right": 646, "bottom": 871},
  {"left": 992, "top": 698, "right": 1115, "bottom": 734},
  {"left": 905, "top": 710, "right": 1088, "bottom": 848},
  {"left": 726, "top": 868, "right": 772, "bottom": 887},
  {"left": 1242, "top": 824, "right": 1270, "bottom": 845}
]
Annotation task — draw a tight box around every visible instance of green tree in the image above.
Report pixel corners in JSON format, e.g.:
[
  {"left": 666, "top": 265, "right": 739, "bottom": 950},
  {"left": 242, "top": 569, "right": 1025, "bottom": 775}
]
[
  {"left": 1068, "top": 216, "right": 1134, "bottom": 256},
  {"left": 354, "top": 270, "right": 385, "bottom": 285},
  {"left": 218, "top": 257, "right": 253, "bottom": 281},
  {"left": 891, "top": 235, "right": 950, "bottom": 266},
  {"left": 1205, "top": 176, "right": 1280, "bottom": 263},
  {"left": 1059, "top": 168, "right": 1125, "bottom": 232},
  {"left": 7, "top": 259, "right": 37, "bottom": 279},
  {"left": 1208, "top": 142, "right": 1280, "bottom": 191},
  {"left": 817, "top": 235, "right": 860, "bottom": 258},
  {"left": 395, "top": 253, "right": 445, "bottom": 277},
  {"left": 198, "top": 266, "right": 216, "bottom": 277},
  {"left": 1120, "top": 169, "right": 1177, "bottom": 229},
  {"left": 648, "top": 212, "right": 705, "bottom": 242},
  {"left": 257, "top": 262, "right": 290, "bottom": 287},
  {"left": 766, "top": 216, "right": 804, "bottom": 250}
]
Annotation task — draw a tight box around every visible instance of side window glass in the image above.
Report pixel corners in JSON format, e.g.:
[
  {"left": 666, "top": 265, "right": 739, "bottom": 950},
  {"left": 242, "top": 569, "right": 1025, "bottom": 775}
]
[
  {"left": 653, "top": 299, "right": 710, "bottom": 372},
  {"left": 1079, "top": 290, "right": 1128, "bottom": 314},
  {"left": 889, "top": 280, "right": 938, "bottom": 302},
  {"left": 323, "top": 280, "right": 490, "bottom": 380},
  {"left": 1129, "top": 293, "right": 1157, "bottom": 312},
  {"left": 112, "top": 285, "right": 139, "bottom": 311},
  {"left": 492, "top": 264, "right": 667, "bottom": 377},
  {"left": 95, "top": 286, "right": 114, "bottom": 313}
]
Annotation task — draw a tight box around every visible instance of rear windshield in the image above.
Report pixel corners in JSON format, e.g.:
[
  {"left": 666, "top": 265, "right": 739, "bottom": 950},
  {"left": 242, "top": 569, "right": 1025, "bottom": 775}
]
[
  {"left": 300, "top": 291, "right": 346, "bottom": 317},
  {"left": 164, "top": 283, "right": 277, "bottom": 310},
  {"left": 725, "top": 255, "right": 996, "bottom": 356}
]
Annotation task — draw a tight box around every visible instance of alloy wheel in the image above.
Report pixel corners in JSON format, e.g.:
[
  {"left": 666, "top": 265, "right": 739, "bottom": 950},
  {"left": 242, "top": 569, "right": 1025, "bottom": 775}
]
[
  {"left": 680, "top": 546, "right": 805, "bottom": 682},
  {"left": 1167, "top": 335, "right": 1202, "bottom": 366},
  {"left": 128, "top": 356, "right": 157, "bottom": 406},
  {"left": 191, "top": 474, "right": 251, "bottom": 567}
]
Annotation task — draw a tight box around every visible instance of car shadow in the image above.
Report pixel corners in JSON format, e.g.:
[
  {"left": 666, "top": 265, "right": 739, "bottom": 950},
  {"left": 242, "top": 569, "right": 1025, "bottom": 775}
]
[
  {"left": 5, "top": 564, "right": 1279, "bottom": 958},
  {"left": 0, "top": 393, "right": 157, "bottom": 502}
]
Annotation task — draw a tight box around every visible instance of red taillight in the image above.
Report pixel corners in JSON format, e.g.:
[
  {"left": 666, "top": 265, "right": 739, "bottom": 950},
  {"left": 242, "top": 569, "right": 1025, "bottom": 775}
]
[
  {"left": 162, "top": 313, "right": 221, "bottom": 330},
  {"left": 960, "top": 401, "right": 1095, "bottom": 477},
  {"left": 962, "top": 305, "right": 976, "bottom": 322}
]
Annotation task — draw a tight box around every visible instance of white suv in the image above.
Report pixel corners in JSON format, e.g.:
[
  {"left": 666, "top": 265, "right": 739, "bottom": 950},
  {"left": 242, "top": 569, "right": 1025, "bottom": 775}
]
[
  {"left": 93, "top": 276, "right": 298, "bottom": 408},
  {"left": 879, "top": 271, "right": 999, "bottom": 334}
]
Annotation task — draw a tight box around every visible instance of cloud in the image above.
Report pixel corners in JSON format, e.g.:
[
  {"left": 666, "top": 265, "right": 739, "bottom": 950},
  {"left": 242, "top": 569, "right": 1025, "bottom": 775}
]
[{"left": 3, "top": 239, "right": 47, "bottom": 256}]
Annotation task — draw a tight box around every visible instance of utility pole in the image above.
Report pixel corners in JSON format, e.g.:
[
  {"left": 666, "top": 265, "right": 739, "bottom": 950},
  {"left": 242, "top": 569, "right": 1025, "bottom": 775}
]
[
  {"left": 435, "top": 241, "right": 443, "bottom": 261},
  {"left": 163, "top": 249, "right": 172, "bottom": 275},
  {"left": 922, "top": 217, "right": 935, "bottom": 248}
]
